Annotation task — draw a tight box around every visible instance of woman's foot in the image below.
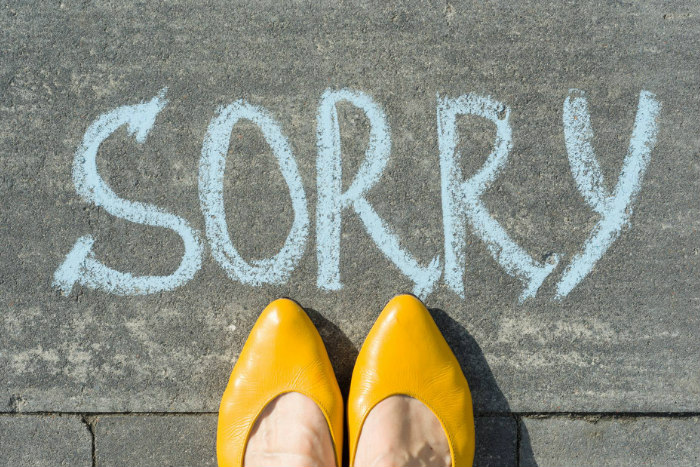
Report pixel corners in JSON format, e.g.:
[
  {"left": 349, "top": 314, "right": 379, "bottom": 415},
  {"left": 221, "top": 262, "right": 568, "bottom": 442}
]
[
  {"left": 354, "top": 395, "right": 452, "bottom": 467},
  {"left": 244, "top": 392, "right": 336, "bottom": 467}
]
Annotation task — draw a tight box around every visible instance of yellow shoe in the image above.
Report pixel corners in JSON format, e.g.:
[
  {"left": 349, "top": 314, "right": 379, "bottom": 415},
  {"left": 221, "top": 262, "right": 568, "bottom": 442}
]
[
  {"left": 217, "top": 298, "right": 343, "bottom": 467},
  {"left": 348, "top": 294, "right": 475, "bottom": 467}
]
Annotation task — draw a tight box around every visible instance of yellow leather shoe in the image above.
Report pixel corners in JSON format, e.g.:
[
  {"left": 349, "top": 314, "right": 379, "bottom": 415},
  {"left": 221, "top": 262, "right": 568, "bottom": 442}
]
[
  {"left": 348, "top": 294, "right": 475, "bottom": 467},
  {"left": 217, "top": 298, "right": 343, "bottom": 467}
]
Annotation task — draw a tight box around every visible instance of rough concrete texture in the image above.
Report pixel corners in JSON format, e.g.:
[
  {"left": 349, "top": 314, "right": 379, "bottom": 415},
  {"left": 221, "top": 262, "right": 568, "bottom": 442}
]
[
  {"left": 0, "top": 415, "right": 92, "bottom": 467},
  {"left": 1, "top": 0, "right": 699, "bottom": 465},
  {"left": 474, "top": 416, "right": 517, "bottom": 467},
  {"left": 520, "top": 416, "right": 700, "bottom": 467},
  {"left": 95, "top": 414, "right": 217, "bottom": 467}
]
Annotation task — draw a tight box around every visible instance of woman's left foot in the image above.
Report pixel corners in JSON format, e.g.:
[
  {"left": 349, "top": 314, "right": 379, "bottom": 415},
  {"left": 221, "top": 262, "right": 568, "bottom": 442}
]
[{"left": 353, "top": 395, "right": 451, "bottom": 467}]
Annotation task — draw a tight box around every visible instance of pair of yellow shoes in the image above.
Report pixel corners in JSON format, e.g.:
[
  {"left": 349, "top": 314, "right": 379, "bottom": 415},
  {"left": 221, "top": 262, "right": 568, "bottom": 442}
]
[{"left": 217, "top": 294, "right": 475, "bottom": 467}]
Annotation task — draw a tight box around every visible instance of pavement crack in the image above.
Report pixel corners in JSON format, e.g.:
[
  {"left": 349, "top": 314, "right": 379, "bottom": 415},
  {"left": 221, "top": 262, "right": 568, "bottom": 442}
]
[{"left": 81, "top": 415, "right": 97, "bottom": 467}]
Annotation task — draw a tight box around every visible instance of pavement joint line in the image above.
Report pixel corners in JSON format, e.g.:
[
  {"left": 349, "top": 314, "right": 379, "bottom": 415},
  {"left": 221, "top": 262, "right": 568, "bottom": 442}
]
[
  {"left": 481, "top": 412, "right": 700, "bottom": 420},
  {"left": 513, "top": 413, "right": 522, "bottom": 467},
  {"left": 80, "top": 415, "right": 97, "bottom": 467},
  {"left": 2, "top": 411, "right": 699, "bottom": 418}
]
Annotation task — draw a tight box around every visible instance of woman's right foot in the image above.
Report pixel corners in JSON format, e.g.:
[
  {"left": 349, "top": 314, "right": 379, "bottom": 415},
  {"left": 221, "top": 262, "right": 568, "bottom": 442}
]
[
  {"left": 353, "top": 395, "right": 451, "bottom": 467},
  {"left": 244, "top": 392, "right": 336, "bottom": 467}
]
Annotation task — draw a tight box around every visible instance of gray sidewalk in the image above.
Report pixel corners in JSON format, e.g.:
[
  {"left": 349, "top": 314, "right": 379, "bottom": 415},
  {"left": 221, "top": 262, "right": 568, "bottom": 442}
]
[
  {"left": 1, "top": 0, "right": 699, "bottom": 465},
  {"left": 1, "top": 414, "right": 699, "bottom": 466}
]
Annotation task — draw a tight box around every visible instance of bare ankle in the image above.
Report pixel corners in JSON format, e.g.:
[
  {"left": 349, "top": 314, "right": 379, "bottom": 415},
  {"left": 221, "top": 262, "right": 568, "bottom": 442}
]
[
  {"left": 245, "top": 451, "right": 329, "bottom": 467},
  {"left": 354, "top": 396, "right": 451, "bottom": 467},
  {"left": 244, "top": 393, "right": 336, "bottom": 467},
  {"left": 365, "top": 449, "right": 410, "bottom": 467}
]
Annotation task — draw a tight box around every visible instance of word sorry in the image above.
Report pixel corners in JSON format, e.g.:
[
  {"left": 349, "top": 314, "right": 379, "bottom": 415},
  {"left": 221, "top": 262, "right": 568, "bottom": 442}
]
[{"left": 53, "top": 88, "right": 661, "bottom": 301}]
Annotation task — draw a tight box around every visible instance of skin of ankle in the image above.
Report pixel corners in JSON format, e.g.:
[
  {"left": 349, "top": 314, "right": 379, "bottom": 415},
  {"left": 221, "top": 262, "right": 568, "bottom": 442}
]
[
  {"left": 243, "top": 392, "right": 336, "bottom": 467},
  {"left": 354, "top": 395, "right": 452, "bottom": 467}
]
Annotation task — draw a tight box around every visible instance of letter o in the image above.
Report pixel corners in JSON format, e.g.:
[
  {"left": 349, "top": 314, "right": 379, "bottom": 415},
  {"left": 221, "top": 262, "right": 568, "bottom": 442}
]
[{"left": 198, "top": 101, "right": 309, "bottom": 285}]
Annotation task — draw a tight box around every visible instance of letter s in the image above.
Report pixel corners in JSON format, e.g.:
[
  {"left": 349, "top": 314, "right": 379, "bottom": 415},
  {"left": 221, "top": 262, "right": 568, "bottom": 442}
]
[{"left": 53, "top": 89, "right": 203, "bottom": 295}]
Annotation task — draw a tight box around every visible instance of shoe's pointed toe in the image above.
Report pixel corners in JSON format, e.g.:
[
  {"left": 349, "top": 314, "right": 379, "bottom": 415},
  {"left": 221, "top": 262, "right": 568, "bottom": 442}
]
[
  {"left": 217, "top": 298, "right": 343, "bottom": 467},
  {"left": 348, "top": 294, "right": 475, "bottom": 467}
]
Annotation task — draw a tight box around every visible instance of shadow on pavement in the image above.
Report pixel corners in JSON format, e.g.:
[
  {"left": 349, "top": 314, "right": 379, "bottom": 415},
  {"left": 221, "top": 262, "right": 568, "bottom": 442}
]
[
  {"left": 430, "top": 307, "right": 538, "bottom": 467},
  {"left": 518, "top": 421, "right": 538, "bottom": 467},
  {"left": 305, "top": 307, "right": 359, "bottom": 400}
]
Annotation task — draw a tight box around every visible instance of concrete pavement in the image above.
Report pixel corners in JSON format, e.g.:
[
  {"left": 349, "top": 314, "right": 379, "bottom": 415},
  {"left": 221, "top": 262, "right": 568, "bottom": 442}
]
[{"left": 1, "top": 0, "right": 699, "bottom": 465}]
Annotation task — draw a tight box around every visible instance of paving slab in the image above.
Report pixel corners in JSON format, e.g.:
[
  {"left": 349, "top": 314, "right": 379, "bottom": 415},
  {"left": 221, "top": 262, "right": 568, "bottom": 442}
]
[
  {"left": 1, "top": 0, "right": 699, "bottom": 417},
  {"left": 519, "top": 416, "right": 700, "bottom": 467},
  {"left": 0, "top": 415, "right": 92, "bottom": 467},
  {"left": 95, "top": 414, "right": 217, "bottom": 467}
]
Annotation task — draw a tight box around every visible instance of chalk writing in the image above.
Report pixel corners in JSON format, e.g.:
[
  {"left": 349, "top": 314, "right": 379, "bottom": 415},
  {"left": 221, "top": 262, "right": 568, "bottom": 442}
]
[
  {"left": 316, "top": 89, "right": 441, "bottom": 298},
  {"left": 53, "top": 89, "right": 204, "bottom": 295},
  {"left": 54, "top": 88, "right": 661, "bottom": 302},
  {"left": 437, "top": 94, "right": 559, "bottom": 302},
  {"left": 555, "top": 89, "right": 661, "bottom": 298},
  {"left": 199, "top": 100, "right": 309, "bottom": 286}
]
